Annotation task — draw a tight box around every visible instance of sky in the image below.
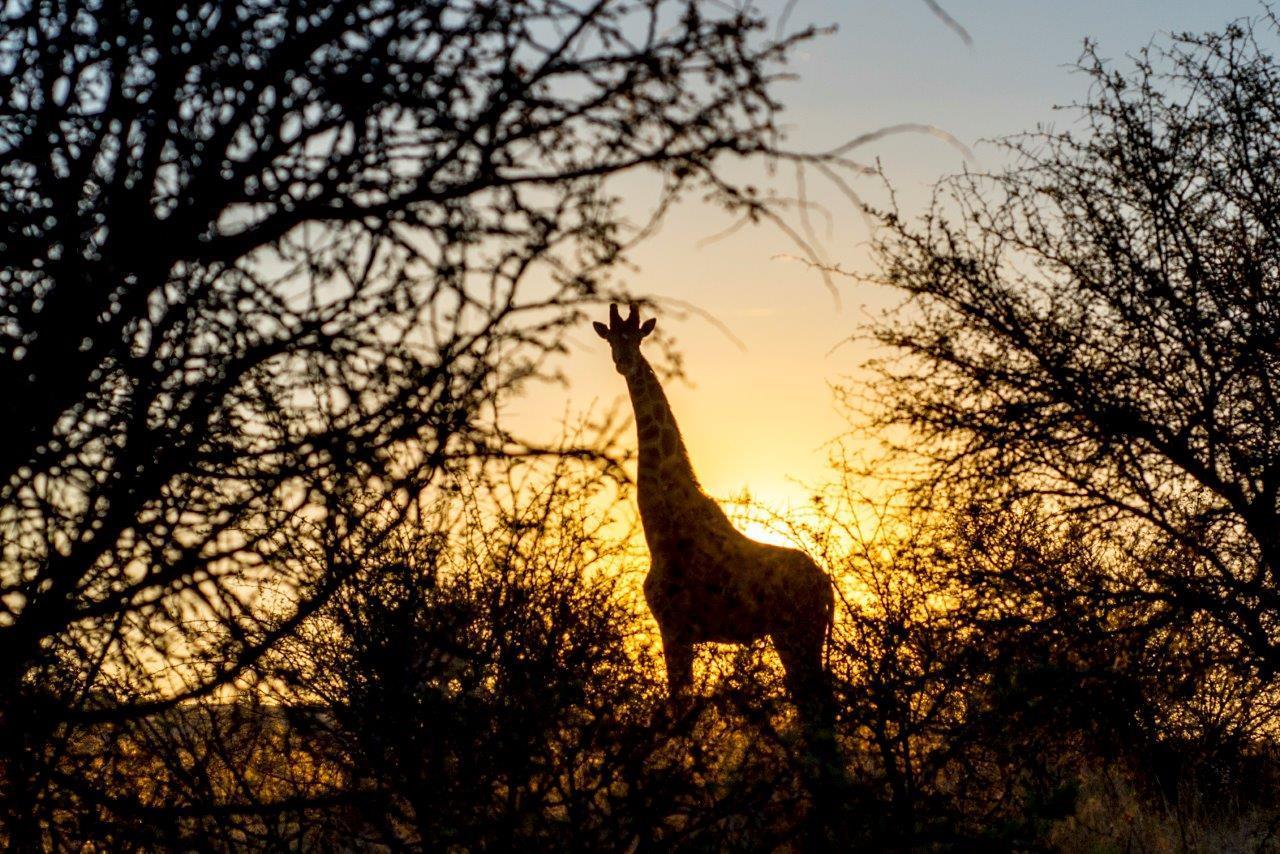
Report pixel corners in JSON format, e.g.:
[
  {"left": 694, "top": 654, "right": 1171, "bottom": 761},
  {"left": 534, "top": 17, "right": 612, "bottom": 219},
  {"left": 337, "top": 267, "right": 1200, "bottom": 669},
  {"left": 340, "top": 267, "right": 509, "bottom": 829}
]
[{"left": 509, "top": 0, "right": 1266, "bottom": 533}]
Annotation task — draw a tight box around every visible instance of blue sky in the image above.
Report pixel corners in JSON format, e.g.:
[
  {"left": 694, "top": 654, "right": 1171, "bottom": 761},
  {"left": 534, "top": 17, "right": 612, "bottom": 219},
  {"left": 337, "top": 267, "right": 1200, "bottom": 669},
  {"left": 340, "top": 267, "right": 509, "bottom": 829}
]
[{"left": 785, "top": 1, "right": 1264, "bottom": 142}]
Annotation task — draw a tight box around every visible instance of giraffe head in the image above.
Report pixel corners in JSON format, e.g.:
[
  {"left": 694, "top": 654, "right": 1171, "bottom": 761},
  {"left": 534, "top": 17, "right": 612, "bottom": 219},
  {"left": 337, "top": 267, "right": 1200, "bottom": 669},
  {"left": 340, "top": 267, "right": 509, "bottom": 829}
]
[{"left": 593, "top": 303, "right": 655, "bottom": 374}]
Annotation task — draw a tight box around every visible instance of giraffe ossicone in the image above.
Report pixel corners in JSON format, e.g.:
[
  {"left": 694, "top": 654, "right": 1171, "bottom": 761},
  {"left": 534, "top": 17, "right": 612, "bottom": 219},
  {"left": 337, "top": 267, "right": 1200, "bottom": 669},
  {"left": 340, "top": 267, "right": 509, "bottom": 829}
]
[{"left": 595, "top": 303, "right": 834, "bottom": 722}]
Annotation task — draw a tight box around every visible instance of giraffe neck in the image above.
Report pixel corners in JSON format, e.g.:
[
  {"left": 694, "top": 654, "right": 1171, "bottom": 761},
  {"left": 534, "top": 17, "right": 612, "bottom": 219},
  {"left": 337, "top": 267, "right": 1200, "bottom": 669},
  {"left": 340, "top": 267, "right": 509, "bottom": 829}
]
[{"left": 623, "top": 354, "right": 703, "bottom": 519}]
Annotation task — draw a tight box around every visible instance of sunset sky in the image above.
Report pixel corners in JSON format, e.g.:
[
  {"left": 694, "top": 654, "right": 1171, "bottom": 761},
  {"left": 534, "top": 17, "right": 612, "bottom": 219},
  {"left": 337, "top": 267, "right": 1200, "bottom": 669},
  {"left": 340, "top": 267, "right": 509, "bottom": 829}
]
[{"left": 512, "top": 0, "right": 1264, "bottom": 524}]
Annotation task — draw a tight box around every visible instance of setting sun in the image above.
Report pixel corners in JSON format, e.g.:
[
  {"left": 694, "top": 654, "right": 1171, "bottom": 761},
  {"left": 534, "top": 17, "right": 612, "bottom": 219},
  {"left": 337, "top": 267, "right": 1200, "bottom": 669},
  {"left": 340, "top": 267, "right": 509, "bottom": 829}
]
[{"left": 734, "top": 513, "right": 804, "bottom": 550}]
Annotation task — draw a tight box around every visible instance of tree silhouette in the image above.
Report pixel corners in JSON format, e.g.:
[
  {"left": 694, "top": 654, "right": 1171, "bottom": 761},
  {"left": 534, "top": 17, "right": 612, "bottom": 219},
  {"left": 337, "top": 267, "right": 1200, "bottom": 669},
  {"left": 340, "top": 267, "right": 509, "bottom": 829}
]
[
  {"left": 0, "top": 0, "right": 827, "bottom": 841},
  {"left": 870, "top": 13, "right": 1280, "bottom": 680}
]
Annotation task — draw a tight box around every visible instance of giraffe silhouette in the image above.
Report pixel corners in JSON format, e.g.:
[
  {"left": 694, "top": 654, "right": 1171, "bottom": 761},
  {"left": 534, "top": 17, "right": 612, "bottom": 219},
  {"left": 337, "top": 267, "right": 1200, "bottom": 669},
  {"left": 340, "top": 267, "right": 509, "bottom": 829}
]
[{"left": 594, "top": 304, "right": 835, "bottom": 726}]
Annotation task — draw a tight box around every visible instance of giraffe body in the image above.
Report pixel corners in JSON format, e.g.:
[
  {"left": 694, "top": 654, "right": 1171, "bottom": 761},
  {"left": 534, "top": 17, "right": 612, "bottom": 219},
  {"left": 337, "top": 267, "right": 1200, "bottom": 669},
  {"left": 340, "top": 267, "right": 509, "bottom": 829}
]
[{"left": 594, "top": 305, "right": 834, "bottom": 712}]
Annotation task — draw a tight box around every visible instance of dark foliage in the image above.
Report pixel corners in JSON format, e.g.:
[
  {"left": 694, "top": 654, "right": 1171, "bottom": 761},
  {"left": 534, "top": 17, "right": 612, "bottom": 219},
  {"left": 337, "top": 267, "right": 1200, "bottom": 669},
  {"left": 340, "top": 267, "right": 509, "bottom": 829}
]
[
  {"left": 29, "top": 461, "right": 1280, "bottom": 850},
  {"left": 870, "top": 12, "right": 1280, "bottom": 695}
]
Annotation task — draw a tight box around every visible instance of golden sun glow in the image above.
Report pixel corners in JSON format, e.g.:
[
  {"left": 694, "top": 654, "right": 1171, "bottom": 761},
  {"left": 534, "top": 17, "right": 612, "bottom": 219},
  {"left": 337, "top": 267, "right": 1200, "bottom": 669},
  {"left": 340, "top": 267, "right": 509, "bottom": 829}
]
[
  {"left": 736, "top": 517, "right": 799, "bottom": 549},
  {"left": 725, "top": 500, "right": 805, "bottom": 550}
]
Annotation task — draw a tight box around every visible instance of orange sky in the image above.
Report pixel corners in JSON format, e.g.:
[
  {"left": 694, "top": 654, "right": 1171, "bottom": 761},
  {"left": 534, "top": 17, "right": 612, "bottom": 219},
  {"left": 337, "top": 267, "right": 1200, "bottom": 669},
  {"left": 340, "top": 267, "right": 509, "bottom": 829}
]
[{"left": 507, "top": 0, "right": 1264, "bottom": 523}]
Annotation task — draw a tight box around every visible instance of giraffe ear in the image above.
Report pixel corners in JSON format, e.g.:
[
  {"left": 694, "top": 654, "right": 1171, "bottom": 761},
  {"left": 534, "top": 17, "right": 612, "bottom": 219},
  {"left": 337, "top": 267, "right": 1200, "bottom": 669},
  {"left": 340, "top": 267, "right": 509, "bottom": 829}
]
[
  {"left": 593, "top": 321, "right": 610, "bottom": 339},
  {"left": 639, "top": 318, "right": 656, "bottom": 337}
]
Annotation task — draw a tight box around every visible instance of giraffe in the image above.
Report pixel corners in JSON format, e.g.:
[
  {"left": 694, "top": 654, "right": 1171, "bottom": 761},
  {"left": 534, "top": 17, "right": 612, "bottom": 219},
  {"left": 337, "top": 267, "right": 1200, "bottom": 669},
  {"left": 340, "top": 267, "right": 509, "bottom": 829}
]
[{"left": 594, "top": 304, "right": 835, "bottom": 725}]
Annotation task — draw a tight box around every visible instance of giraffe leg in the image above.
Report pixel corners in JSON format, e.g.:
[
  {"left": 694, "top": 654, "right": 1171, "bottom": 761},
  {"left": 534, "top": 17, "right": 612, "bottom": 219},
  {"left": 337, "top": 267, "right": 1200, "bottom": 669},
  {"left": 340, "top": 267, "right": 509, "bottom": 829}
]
[
  {"left": 660, "top": 632, "right": 695, "bottom": 717},
  {"left": 776, "top": 627, "right": 832, "bottom": 733},
  {"left": 776, "top": 625, "right": 844, "bottom": 842}
]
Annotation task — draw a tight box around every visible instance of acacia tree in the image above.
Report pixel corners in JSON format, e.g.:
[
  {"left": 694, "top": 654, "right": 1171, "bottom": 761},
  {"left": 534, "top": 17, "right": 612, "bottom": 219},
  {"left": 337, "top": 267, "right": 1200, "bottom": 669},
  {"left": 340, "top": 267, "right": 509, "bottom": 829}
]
[
  {"left": 0, "top": 0, "right": 833, "bottom": 840},
  {"left": 869, "top": 14, "right": 1280, "bottom": 679}
]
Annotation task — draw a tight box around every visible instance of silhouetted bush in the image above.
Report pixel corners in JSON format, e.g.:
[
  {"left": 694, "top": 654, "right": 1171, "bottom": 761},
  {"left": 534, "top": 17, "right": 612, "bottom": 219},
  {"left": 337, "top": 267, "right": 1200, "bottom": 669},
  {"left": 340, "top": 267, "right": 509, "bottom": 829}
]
[
  {"left": 766, "top": 467, "right": 1280, "bottom": 848},
  {"left": 274, "top": 459, "right": 831, "bottom": 849},
  {"left": 27, "top": 457, "right": 1280, "bottom": 850}
]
